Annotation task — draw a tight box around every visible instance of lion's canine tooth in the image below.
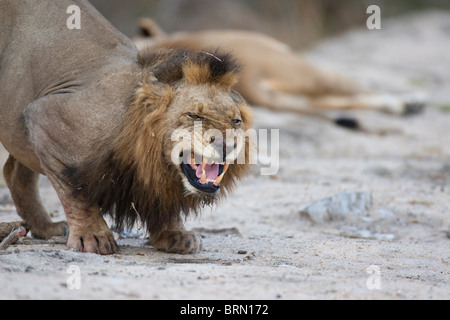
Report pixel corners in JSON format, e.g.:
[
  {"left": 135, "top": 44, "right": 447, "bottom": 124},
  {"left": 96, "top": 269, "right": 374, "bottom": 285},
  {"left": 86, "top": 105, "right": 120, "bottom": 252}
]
[
  {"left": 201, "top": 170, "right": 207, "bottom": 183},
  {"left": 202, "top": 158, "right": 207, "bottom": 170},
  {"left": 214, "top": 163, "right": 229, "bottom": 185},
  {"left": 214, "top": 172, "right": 225, "bottom": 185}
]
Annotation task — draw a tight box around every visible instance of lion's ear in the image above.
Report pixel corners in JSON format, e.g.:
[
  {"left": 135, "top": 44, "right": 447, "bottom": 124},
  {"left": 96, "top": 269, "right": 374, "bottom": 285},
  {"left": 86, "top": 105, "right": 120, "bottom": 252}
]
[
  {"left": 231, "top": 90, "right": 245, "bottom": 104},
  {"left": 138, "top": 18, "right": 166, "bottom": 38},
  {"left": 147, "top": 74, "right": 164, "bottom": 85},
  {"left": 232, "top": 91, "right": 253, "bottom": 128},
  {"left": 238, "top": 103, "right": 253, "bottom": 129},
  {"left": 135, "top": 75, "right": 174, "bottom": 111}
]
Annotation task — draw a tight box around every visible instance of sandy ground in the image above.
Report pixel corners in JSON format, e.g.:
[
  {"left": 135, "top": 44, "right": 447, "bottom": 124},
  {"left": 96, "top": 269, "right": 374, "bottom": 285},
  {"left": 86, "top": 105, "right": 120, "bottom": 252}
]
[{"left": 0, "top": 11, "right": 449, "bottom": 300}]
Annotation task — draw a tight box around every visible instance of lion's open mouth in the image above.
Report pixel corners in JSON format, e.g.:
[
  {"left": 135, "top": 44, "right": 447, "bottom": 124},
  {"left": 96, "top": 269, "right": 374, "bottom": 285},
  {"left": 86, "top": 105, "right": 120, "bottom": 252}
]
[{"left": 180, "top": 155, "right": 229, "bottom": 194}]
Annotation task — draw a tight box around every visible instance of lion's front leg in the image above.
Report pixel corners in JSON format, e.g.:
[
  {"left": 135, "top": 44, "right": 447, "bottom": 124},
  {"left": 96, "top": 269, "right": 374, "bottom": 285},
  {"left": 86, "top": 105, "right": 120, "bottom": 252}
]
[
  {"left": 150, "top": 219, "right": 202, "bottom": 254},
  {"left": 45, "top": 171, "right": 117, "bottom": 255},
  {"left": 62, "top": 199, "right": 117, "bottom": 255}
]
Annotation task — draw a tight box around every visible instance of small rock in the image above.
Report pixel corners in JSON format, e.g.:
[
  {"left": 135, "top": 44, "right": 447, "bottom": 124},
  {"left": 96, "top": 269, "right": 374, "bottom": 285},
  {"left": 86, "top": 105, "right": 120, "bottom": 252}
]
[
  {"left": 340, "top": 226, "right": 395, "bottom": 240},
  {"left": 298, "top": 192, "right": 372, "bottom": 223},
  {"left": 374, "top": 233, "right": 396, "bottom": 241},
  {"left": 376, "top": 209, "right": 396, "bottom": 217}
]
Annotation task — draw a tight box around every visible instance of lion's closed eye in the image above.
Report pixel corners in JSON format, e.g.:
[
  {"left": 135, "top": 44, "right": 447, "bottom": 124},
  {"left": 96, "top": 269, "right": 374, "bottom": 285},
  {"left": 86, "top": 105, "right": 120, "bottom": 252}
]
[
  {"left": 232, "top": 119, "right": 242, "bottom": 126},
  {"left": 187, "top": 113, "right": 205, "bottom": 121}
]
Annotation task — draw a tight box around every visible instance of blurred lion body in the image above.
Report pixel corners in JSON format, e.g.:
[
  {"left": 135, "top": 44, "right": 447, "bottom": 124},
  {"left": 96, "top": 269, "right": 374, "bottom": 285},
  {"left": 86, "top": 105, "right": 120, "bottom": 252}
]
[{"left": 135, "top": 18, "right": 423, "bottom": 122}]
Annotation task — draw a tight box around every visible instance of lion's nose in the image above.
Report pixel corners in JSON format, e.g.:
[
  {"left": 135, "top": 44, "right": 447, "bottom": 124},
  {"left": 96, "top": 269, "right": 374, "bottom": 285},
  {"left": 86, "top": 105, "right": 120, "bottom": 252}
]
[
  {"left": 210, "top": 136, "right": 225, "bottom": 157},
  {"left": 207, "top": 136, "right": 239, "bottom": 163},
  {"left": 209, "top": 136, "right": 224, "bottom": 147},
  {"left": 207, "top": 136, "right": 228, "bottom": 162}
]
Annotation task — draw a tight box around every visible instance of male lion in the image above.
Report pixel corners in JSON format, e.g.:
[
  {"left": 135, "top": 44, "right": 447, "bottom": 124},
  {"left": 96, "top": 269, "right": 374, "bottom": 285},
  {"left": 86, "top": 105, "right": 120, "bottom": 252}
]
[
  {"left": 135, "top": 18, "right": 425, "bottom": 128},
  {"left": 0, "top": 0, "right": 251, "bottom": 254}
]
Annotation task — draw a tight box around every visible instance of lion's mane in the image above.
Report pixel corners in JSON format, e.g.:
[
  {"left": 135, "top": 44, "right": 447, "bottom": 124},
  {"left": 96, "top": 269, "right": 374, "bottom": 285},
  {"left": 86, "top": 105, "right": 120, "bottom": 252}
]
[{"left": 65, "top": 48, "right": 252, "bottom": 235}]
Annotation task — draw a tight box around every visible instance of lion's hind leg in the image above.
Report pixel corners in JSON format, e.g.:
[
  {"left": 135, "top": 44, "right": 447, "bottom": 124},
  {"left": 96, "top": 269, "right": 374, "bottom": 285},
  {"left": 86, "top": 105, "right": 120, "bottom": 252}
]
[
  {"left": 310, "top": 93, "right": 425, "bottom": 115},
  {"left": 3, "top": 155, "right": 68, "bottom": 239}
]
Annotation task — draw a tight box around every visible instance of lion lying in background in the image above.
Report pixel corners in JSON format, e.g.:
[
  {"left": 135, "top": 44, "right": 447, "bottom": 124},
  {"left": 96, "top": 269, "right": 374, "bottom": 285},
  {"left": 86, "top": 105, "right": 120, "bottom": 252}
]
[{"left": 135, "top": 18, "right": 425, "bottom": 129}]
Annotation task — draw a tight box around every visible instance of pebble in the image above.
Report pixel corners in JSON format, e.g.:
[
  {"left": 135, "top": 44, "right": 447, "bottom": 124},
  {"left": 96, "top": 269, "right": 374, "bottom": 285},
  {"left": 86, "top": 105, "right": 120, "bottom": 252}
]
[{"left": 298, "top": 192, "right": 372, "bottom": 223}]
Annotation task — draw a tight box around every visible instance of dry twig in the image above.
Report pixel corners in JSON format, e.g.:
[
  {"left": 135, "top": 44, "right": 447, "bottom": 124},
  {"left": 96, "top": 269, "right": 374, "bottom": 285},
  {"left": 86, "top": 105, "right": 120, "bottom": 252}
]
[
  {"left": 0, "top": 221, "right": 31, "bottom": 241},
  {"left": 0, "top": 226, "right": 27, "bottom": 251}
]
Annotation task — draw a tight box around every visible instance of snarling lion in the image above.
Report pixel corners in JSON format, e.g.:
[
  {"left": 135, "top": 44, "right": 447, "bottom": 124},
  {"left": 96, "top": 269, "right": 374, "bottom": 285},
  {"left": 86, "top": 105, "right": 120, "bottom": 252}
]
[
  {"left": 135, "top": 18, "right": 425, "bottom": 129},
  {"left": 0, "top": 0, "right": 251, "bottom": 254}
]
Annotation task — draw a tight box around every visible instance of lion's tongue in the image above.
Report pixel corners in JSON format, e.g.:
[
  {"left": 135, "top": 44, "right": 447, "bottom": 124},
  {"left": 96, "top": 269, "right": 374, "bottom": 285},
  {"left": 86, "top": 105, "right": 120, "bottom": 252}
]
[{"left": 195, "top": 163, "right": 220, "bottom": 182}]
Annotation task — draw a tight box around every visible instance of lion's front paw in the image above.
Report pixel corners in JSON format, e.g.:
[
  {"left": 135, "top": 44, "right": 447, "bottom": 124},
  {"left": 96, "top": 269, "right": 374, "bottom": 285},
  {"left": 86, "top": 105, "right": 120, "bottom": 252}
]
[
  {"left": 67, "top": 229, "right": 117, "bottom": 255},
  {"left": 151, "top": 230, "right": 202, "bottom": 254}
]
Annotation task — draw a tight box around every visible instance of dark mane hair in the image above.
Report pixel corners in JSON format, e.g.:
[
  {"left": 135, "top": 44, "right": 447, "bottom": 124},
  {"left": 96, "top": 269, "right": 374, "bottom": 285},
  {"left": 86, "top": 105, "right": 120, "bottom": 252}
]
[{"left": 138, "top": 47, "right": 241, "bottom": 87}]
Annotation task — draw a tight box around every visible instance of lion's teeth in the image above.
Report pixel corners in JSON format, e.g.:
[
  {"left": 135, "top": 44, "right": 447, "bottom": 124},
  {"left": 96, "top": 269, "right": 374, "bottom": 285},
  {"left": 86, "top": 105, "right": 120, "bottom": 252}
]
[
  {"left": 202, "top": 158, "right": 207, "bottom": 170},
  {"left": 223, "top": 163, "right": 230, "bottom": 174},
  {"left": 201, "top": 170, "right": 207, "bottom": 183},
  {"left": 214, "top": 172, "right": 225, "bottom": 185}
]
